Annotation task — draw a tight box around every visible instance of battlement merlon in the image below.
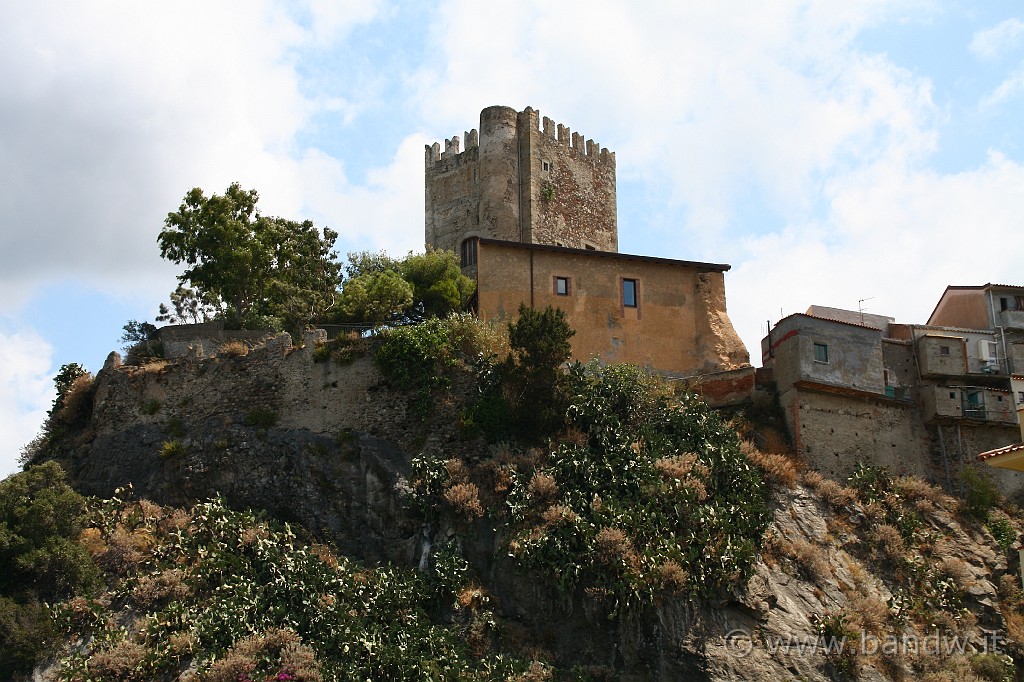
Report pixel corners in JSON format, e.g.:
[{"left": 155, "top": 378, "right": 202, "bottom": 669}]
[
  {"left": 425, "top": 106, "right": 615, "bottom": 169},
  {"left": 524, "top": 107, "right": 615, "bottom": 166}
]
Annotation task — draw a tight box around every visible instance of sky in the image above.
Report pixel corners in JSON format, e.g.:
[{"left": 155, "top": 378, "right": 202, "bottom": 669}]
[{"left": 1, "top": 1, "right": 1022, "bottom": 476}]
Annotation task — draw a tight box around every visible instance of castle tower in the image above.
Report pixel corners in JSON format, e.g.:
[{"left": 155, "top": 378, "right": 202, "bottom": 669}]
[{"left": 425, "top": 106, "right": 617, "bottom": 263}]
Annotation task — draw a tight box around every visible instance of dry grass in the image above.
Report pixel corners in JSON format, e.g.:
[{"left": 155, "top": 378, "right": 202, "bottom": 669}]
[
  {"left": 99, "top": 526, "right": 153, "bottom": 573},
  {"left": 444, "top": 458, "right": 470, "bottom": 483},
  {"left": 131, "top": 568, "right": 191, "bottom": 609},
  {"left": 760, "top": 428, "right": 791, "bottom": 455},
  {"left": 740, "top": 440, "right": 800, "bottom": 489},
  {"left": 805, "top": 474, "right": 858, "bottom": 508},
  {"left": 443, "top": 482, "right": 484, "bottom": 521},
  {"left": 654, "top": 454, "right": 709, "bottom": 500},
  {"left": 780, "top": 537, "right": 832, "bottom": 582},
  {"left": 528, "top": 472, "right": 559, "bottom": 505},
  {"left": 845, "top": 591, "right": 890, "bottom": 636},
  {"left": 593, "top": 527, "right": 639, "bottom": 569},
  {"left": 539, "top": 504, "right": 578, "bottom": 528},
  {"left": 872, "top": 524, "right": 907, "bottom": 564},
  {"left": 218, "top": 340, "right": 250, "bottom": 358},
  {"left": 54, "top": 373, "right": 95, "bottom": 427},
  {"left": 936, "top": 556, "right": 975, "bottom": 587},
  {"left": 86, "top": 638, "right": 147, "bottom": 681},
  {"left": 655, "top": 560, "right": 689, "bottom": 593},
  {"left": 191, "top": 627, "right": 322, "bottom": 682},
  {"left": 893, "top": 475, "right": 956, "bottom": 512}
]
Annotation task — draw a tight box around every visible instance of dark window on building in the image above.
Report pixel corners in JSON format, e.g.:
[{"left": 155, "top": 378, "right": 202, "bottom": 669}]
[
  {"left": 1018, "top": 391, "right": 1024, "bottom": 402},
  {"left": 555, "top": 276, "right": 570, "bottom": 296},
  {"left": 813, "top": 343, "right": 829, "bottom": 363},
  {"left": 949, "top": 391, "right": 957, "bottom": 399},
  {"left": 460, "top": 239, "right": 477, "bottom": 268},
  {"left": 622, "top": 279, "right": 638, "bottom": 308},
  {"left": 584, "top": 243, "right": 597, "bottom": 250},
  {"left": 939, "top": 345, "right": 950, "bottom": 356},
  {"left": 998, "top": 395, "right": 1004, "bottom": 402},
  {"left": 542, "top": 160, "right": 551, "bottom": 172}
]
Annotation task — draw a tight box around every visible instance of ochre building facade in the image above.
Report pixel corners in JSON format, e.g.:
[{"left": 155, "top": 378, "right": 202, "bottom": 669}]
[{"left": 426, "top": 106, "right": 750, "bottom": 399}]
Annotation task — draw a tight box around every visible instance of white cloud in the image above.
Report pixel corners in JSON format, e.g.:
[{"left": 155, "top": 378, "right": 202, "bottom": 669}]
[
  {"left": 980, "top": 63, "right": 1024, "bottom": 109},
  {"left": 413, "top": 0, "right": 939, "bottom": 248},
  {"left": 970, "top": 17, "right": 1024, "bottom": 59},
  {"left": 729, "top": 151, "right": 1024, "bottom": 359},
  {"left": 0, "top": 330, "right": 55, "bottom": 478},
  {"left": 0, "top": 0, "right": 388, "bottom": 314}
]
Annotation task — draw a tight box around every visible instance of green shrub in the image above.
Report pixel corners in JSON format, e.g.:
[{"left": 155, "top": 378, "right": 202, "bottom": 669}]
[
  {"left": 504, "top": 362, "right": 770, "bottom": 612},
  {"left": 54, "top": 497, "right": 532, "bottom": 680},
  {"left": 0, "top": 463, "right": 98, "bottom": 677},
  {"left": 160, "top": 439, "right": 186, "bottom": 459},
  {"left": 244, "top": 409, "right": 278, "bottom": 430},
  {"left": 987, "top": 512, "right": 1016, "bottom": 553},
  {"left": 165, "top": 417, "right": 186, "bottom": 438},
  {"left": 140, "top": 398, "right": 161, "bottom": 415},
  {"left": 960, "top": 465, "right": 1001, "bottom": 520}
]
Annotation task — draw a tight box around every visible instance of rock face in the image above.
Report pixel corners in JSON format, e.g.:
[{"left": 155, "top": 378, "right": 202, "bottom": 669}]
[{"left": 50, "top": 337, "right": 1020, "bottom": 680}]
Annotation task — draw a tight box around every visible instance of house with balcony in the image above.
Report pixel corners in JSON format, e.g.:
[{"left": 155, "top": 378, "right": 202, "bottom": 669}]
[{"left": 762, "top": 291, "right": 1024, "bottom": 496}]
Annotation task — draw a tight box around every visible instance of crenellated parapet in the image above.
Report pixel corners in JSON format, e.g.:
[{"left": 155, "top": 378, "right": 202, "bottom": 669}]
[
  {"left": 424, "top": 129, "right": 481, "bottom": 168},
  {"left": 425, "top": 105, "right": 617, "bottom": 254},
  {"left": 527, "top": 109, "right": 616, "bottom": 167}
]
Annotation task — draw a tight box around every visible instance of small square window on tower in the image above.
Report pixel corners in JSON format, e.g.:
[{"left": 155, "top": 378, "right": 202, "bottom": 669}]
[
  {"left": 813, "top": 342, "right": 829, "bottom": 364},
  {"left": 939, "top": 345, "right": 950, "bottom": 356},
  {"left": 622, "top": 279, "right": 638, "bottom": 308},
  {"left": 542, "top": 160, "right": 551, "bottom": 172},
  {"left": 554, "top": 276, "right": 570, "bottom": 296}
]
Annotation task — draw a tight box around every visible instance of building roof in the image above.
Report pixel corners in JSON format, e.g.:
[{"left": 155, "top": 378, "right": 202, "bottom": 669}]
[
  {"left": 977, "top": 442, "right": 1024, "bottom": 471},
  {"left": 477, "top": 238, "right": 731, "bottom": 272},
  {"left": 773, "top": 312, "right": 883, "bottom": 333},
  {"left": 927, "top": 283, "right": 1024, "bottom": 324}
]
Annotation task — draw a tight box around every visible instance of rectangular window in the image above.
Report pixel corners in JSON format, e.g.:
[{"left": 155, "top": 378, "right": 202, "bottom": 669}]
[
  {"left": 622, "top": 279, "right": 638, "bottom": 308},
  {"left": 1018, "top": 391, "right": 1024, "bottom": 402},
  {"left": 939, "top": 345, "right": 950, "bottom": 356},
  {"left": 460, "top": 239, "right": 477, "bottom": 268},
  {"left": 554, "top": 276, "right": 570, "bottom": 296},
  {"left": 813, "top": 343, "right": 829, "bottom": 363},
  {"left": 949, "top": 392, "right": 957, "bottom": 399},
  {"left": 542, "top": 160, "right": 551, "bottom": 172}
]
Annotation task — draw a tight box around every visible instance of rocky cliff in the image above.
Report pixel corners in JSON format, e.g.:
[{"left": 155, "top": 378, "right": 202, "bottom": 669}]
[{"left": 37, "top": 331, "right": 1024, "bottom": 681}]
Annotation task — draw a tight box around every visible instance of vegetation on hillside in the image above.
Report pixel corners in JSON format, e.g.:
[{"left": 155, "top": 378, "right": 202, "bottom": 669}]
[
  {"left": 1, "top": 473, "right": 542, "bottom": 681},
  {"left": 379, "top": 308, "right": 771, "bottom": 615}
]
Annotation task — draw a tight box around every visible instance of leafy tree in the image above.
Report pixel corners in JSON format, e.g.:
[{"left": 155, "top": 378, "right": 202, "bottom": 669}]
[
  {"left": 338, "top": 269, "right": 414, "bottom": 326},
  {"left": 344, "top": 250, "right": 400, "bottom": 279},
  {"left": 157, "top": 183, "right": 342, "bottom": 332},
  {"left": 120, "top": 319, "right": 158, "bottom": 354},
  {"left": 156, "top": 285, "right": 220, "bottom": 324},
  {"left": 401, "top": 249, "right": 475, "bottom": 318},
  {"left": 504, "top": 304, "right": 575, "bottom": 439},
  {"left": 0, "top": 463, "right": 98, "bottom": 677},
  {"left": 336, "top": 249, "right": 475, "bottom": 325},
  {"left": 49, "top": 363, "right": 88, "bottom": 418}
]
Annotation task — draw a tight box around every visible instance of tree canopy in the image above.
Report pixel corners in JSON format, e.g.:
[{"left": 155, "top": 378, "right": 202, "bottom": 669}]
[
  {"left": 158, "top": 183, "right": 342, "bottom": 332},
  {"left": 336, "top": 248, "right": 474, "bottom": 325}
]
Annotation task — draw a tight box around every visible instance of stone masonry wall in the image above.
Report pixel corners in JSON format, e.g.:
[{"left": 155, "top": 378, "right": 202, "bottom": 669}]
[{"left": 780, "top": 386, "right": 934, "bottom": 482}]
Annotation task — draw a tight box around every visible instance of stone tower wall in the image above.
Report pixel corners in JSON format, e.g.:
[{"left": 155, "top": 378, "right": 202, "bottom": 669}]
[
  {"left": 425, "top": 105, "right": 617, "bottom": 254},
  {"left": 517, "top": 107, "right": 617, "bottom": 252}
]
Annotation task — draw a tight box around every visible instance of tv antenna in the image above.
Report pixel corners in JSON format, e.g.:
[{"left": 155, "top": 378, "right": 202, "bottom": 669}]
[{"left": 858, "top": 297, "right": 874, "bottom": 326}]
